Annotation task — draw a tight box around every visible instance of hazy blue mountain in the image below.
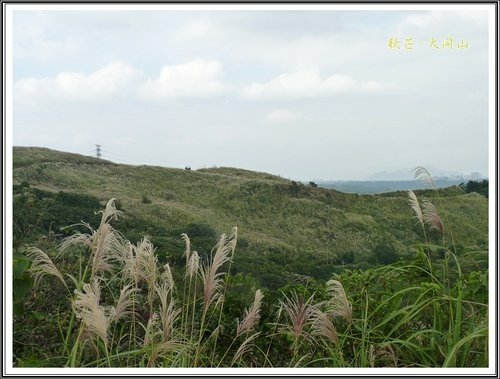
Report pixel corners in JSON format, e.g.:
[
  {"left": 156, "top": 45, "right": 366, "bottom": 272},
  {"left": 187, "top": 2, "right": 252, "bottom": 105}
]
[
  {"left": 365, "top": 166, "right": 462, "bottom": 181},
  {"left": 313, "top": 179, "right": 466, "bottom": 194}
]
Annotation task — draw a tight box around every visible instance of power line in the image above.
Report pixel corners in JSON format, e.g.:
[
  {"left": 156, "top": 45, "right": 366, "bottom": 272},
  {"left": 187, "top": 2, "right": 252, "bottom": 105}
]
[
  {"left": 102, "top": 149, "right": 158, "bottom": 166},
  {"left": 89, "top": 145, "right": 174, "bottom": 167},
  {"left": 101, "top": 152, "right": 136, "bottom": 165}
]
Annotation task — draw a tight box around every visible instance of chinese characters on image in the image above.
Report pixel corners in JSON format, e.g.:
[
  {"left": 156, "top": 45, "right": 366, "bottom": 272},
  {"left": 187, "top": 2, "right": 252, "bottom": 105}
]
[{"left": 387, "top": 37, "right": 469, "bottom": 50}]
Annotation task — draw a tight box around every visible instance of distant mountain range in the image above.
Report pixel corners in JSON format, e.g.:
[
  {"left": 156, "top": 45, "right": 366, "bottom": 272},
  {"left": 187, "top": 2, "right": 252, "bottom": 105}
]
[
  {"left": 365, "top": 166, "right": 486, "bottom": 182},
  {"left": 364, "top": 166, "right": 485, "bottom": 181},
  {"left": 307, "top": 166, "right": 487, "bottom": 194},
  {"left": 312, "top": 179, "right": 466, "bottom": 195}
]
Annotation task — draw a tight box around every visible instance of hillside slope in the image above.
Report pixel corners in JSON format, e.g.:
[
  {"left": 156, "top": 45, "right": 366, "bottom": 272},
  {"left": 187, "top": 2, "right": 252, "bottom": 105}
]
[{"left": 13, "top": 146, "right": 488, "bottom": 288}]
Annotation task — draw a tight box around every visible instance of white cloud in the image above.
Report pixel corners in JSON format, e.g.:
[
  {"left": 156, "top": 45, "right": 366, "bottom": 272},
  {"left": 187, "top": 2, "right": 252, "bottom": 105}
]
[
  {"left": 173, "top": 19, "right": 216, "bottom": 41},
  {"left": 138, "top": 59, "right": 227, "bottom": 99},
  {"left": 265, "top": 109, "right": 303, "bottom": 124},
  {"left": 242, "top": 69, "right": 390, "bottom": 100},
  {"left": 401, "top": 10, "right": 488, "bottom": 28},
  {"left": 14, "top": 59, "right": 229, "bottom": 105},
  {"left": 14, "top": 61, "right": 141, "bottom": 103},
  {"left": 403, "top": 11, "right": 444, "bottom": 28}
]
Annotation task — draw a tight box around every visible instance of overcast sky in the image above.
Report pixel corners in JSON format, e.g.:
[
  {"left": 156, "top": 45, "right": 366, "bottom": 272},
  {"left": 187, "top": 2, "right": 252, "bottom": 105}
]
[{"left": 11, "top": 5, "right": 491, "bottom": 180}]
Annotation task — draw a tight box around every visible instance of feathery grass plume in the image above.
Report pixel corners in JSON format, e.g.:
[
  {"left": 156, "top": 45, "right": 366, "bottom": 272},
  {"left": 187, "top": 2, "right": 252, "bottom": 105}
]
[
  {"left": 311, "top": 307, "right": 338, "bottom": 344},
  {"left": 279, "top": 291, "right": 316, "bottom": 342},
  {"left": 408, "top": 190, "right": 424, "bottom": 228},
  {"left": 181, "top": 233, "right": 191, "bottom": 262},
  {"left": 25, "top": 247, "right": 66, "bottom": 289},
  {"left": 160, "top": 263, "right": 175, "bottom": 291},
  {"left": 57, "top": 223, "right": 94, "bottom": 256},
  {"left": 200, "top": 233, "right": 233, "bottom": 310},
  {"left": 325, "top": 279, "right": 352, "bottom": 323},
  {"left": 122, "top": 241, "right": 139, "bottom": 285},
  {"left": 97, "top": 198, "right": 123, "bottom": 227},
  {"left": 210, "top": 227, "right": 238, "bottom": 359},
  {"left": 142, "top": 311, "right": 185, "bottom": 367},
  {"left": 143, "top": 312, "right": 160, "bottom": 348},
  {"left": 186, "top": 251, "right": 200, "bottom": 279},
  {"left": 378, "top": 344, "right": 398, "bottom": 367},
  {"left": 230, "top": 332, "right": 260, "bottom": 366},
  {"left": 237, "top": 289, "right": 264, "bottom": 336},
  {"left": 135, "top": 237, "right": 158, "bottom": 285},
  {"left": 90, "top": 223, "right": 116, "bottom": 277},
  {"left": 369, "top": 344, "right": 398, "bottom": 367},
  {"left": 111, "top": 284, "right": 137, "bottom": 322},
  {"left": 134, "top": 237, "right": 158, "bottom": 310},
  {"left": 73, "top": 277, "right": 110, "bottom": 346},
  {"left": 229, "top": 227, "right": 238, "bottom": 256},
  {"left": 415, "top": 167, "right": 457, "bottom": 253},
  {"left": 369, "top": 344, "right": 376, "bottom": 368},
  {"left": 155, "top": 281, "right": 181, "bottom": 343},
  {"left": 57, "top": 210, "right": 126, "bottom": 279},
  {"left": 146, "top": 341, "right": 183, "bottom": 368},
  {"left": 414, "top": 166, "right": 436, "bottom": 189},
  {"left": 422, "top": 200, "right": 444, "bottom": 237}
]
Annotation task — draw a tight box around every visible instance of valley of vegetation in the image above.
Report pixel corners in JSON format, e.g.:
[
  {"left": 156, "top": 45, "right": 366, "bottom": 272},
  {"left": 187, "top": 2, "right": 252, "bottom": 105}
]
[{"left": 12, "top": 146, "right": 489, "bottom": 369}]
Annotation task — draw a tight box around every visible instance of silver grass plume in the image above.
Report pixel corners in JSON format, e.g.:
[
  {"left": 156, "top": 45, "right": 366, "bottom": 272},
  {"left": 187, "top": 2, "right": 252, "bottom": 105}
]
[
  {"left": 200, "top": 232, "right": 234, "bottom": 310},
  {"left": 57, "top": 224, "right": 94, "bottom": 256},
  {"left": 369, "top": 344, "right": 376, "bottom": 368},
  {"left": 122, "top": 241, "right": 139, "bottom": 284},
  {"left": 229, "top": 227, "right": 238, "bottom": 256},
  {"left": 231, "top": 332, "right": 260, "bottom": 366},
  {"left": 326, "top": 279, "right": 352, "bottom": 323},
  {"left": 97, "top": 198, "right": 123, "bottom": 227},
  {"left": 369, "top": 344, "right": 398, "bottom": 367},
  {"left": 58, "top": 199, "right": 126, "bottom": 279},
  {"left": 181, "top": 233, "right": 191, "bottom": 262},
  {"left": 135, "top": 237, "right": 158, "bottom": 285},
  {"left": 278, "top": 292, "right": 316, "bottom": 342},
  {"left": 155, "top": 281, "right": 181, "bottom": 343},
  {"left": 143, "top": 312, "right": 160, "bottom": 348},
  {"left": 186, "top": 251, "right": 199, "bottom": 279},
  {"left": 25, "top": 247, "right": 66, "bottom": 289},
  {"left": 160, "top": 263, "right": 175, "bottom": 291},
  {"left": 311, "top": 307, "right": 338, "bottom": 344},
  {"left": 237, "top": 289, "right": 264, "bottom": 336},
  {"left": 407, "top": 190, "right": 424, "bottom": 228},
  {"left": 90, "top": 223, "right": 116, "bottom": 277},
  {"left": 422, "top": 200, "right": 444, "bottom": 237},
  {"left": 73, "top": 277, "right": 110, "bottom": 345},
  {"left": 111, "top": 283, "right": 137, "bottom": 322},
  {"left": 134, "top": 237, "right": 158, "bottom": 308},
  {"left": 413, "top": 166, "right": 436, "bottom": 189}
]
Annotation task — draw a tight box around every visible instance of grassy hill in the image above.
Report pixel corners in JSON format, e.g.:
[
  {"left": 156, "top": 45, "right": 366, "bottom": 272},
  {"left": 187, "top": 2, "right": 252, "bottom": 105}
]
[{"left": 13, "top": 146, "right": 488, "bottom": 288}]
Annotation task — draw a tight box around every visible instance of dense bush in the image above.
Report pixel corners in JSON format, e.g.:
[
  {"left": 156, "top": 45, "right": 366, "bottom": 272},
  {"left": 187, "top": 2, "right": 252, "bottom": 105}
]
[{"left": 460, "top": 180, "right": 488, "bottom": 198}]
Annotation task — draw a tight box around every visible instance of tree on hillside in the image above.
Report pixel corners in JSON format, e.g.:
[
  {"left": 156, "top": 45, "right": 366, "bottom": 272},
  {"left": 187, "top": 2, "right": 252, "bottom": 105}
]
[{"left": 460, "top": 180, "right": 488, "bottom": 198}]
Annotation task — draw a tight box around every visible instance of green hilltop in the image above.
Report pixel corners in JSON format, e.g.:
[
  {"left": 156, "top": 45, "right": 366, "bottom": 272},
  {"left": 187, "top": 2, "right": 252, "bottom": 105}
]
[{"left": 13, "top": 146, "right": 488, "bottom": 289}]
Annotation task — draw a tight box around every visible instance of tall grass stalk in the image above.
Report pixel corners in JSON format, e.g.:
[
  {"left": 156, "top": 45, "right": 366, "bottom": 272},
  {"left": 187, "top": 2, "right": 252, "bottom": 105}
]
[{"left": 211, "top": 228, "right": 237, "bottom": 363}]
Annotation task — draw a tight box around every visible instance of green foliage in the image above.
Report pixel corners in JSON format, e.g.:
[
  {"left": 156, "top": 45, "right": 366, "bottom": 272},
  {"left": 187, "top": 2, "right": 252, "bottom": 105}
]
[
  {"left": 459, "top": 180, "right": 488, "bottom": 198},
  {"left": 373, "top": 243, "right": 399, "bottom": 265},
  {"left": 13, "top": 252, "right": 33, "bottom": 316},
  {"left": 335, "top": 247, "right": 488, "bottom": 367},
  {"left": 13, "top": 183, "right": 54, "bottom": 247},
  {"left": 13, "top": 183, "right": 102, "bottom": 247}
]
